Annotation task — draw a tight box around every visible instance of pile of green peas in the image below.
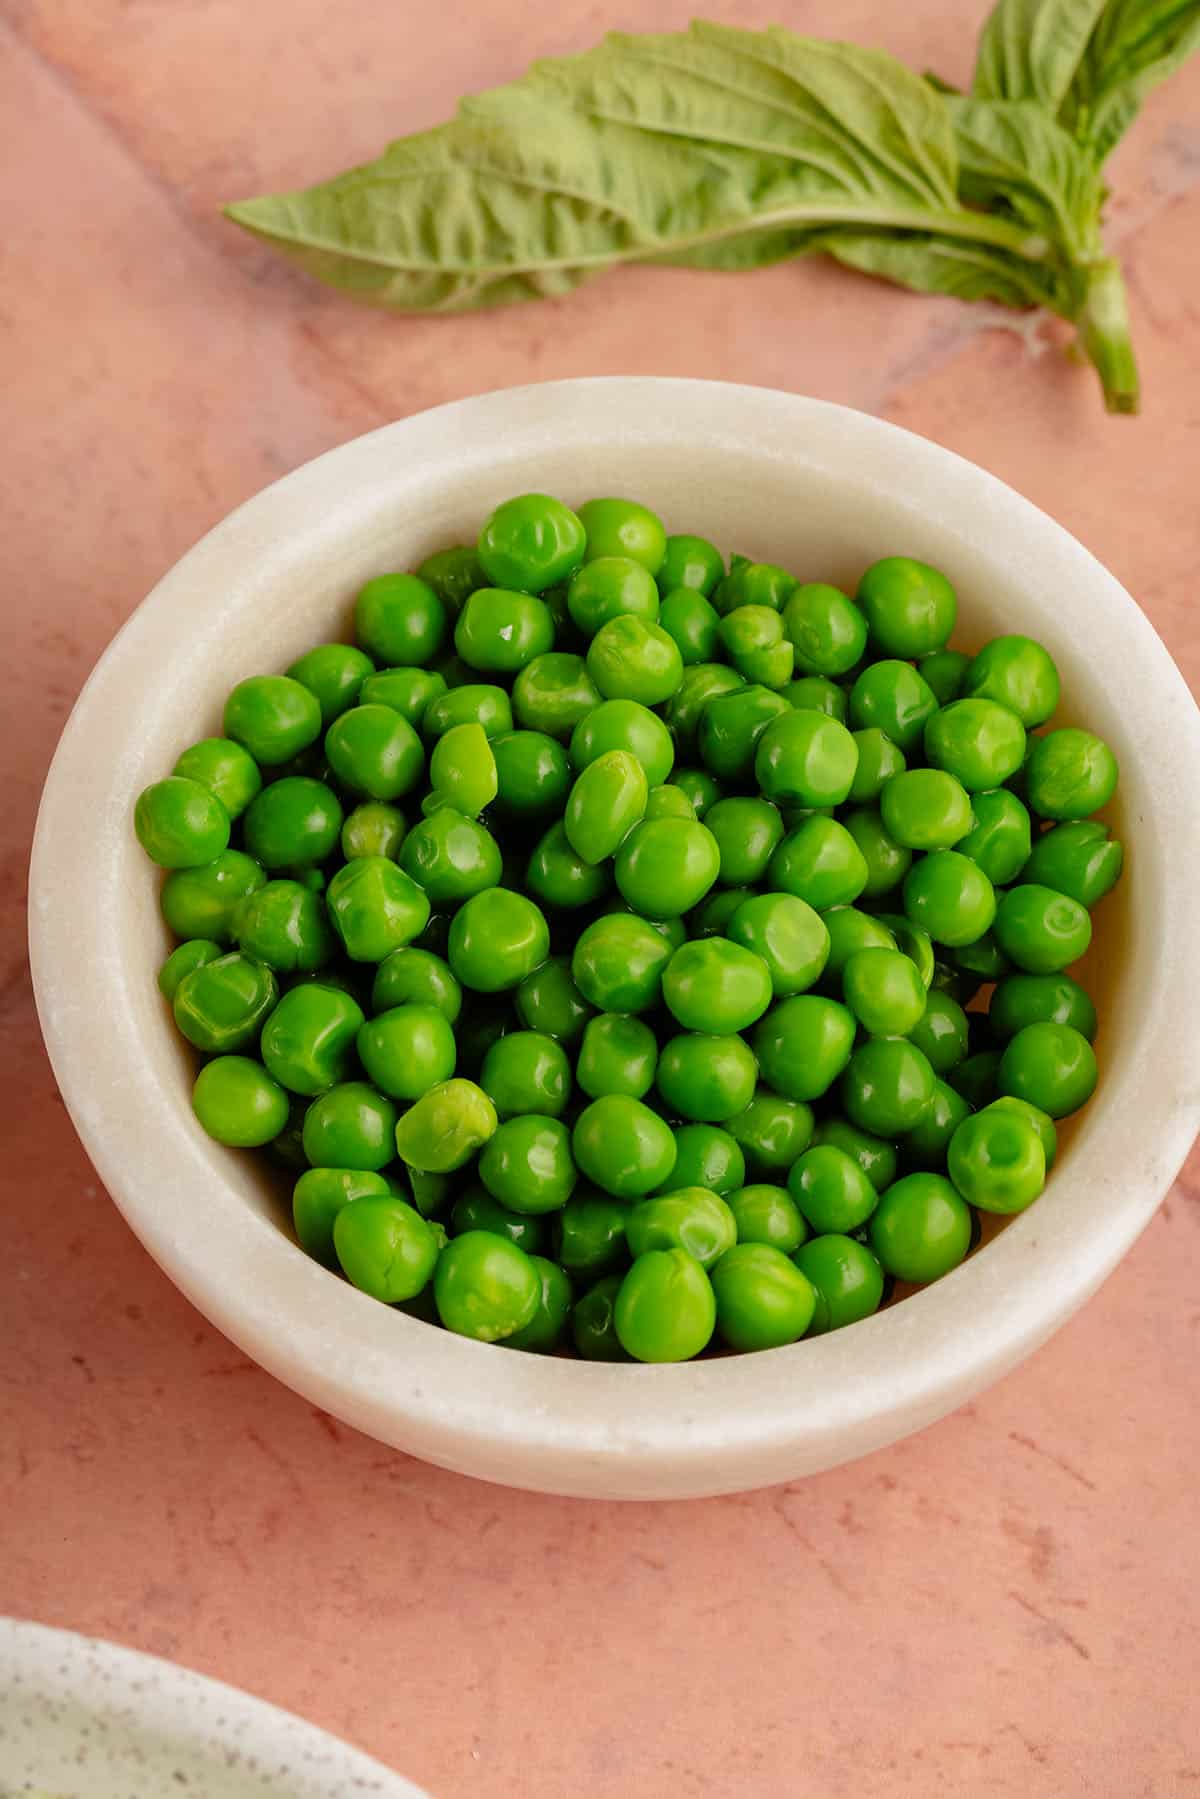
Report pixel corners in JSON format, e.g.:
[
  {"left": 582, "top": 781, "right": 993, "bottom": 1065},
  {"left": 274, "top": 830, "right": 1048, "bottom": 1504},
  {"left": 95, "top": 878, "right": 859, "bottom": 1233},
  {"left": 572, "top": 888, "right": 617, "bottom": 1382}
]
[{"left": 135, "top": 491, "right": 1123, "bottom": 1362}]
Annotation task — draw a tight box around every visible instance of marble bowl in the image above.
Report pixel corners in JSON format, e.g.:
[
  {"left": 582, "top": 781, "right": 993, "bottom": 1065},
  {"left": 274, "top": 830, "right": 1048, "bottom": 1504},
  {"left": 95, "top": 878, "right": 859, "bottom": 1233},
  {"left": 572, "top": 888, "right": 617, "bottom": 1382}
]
[{"left": 30, "top": 380, "right": 1200, "bottom": 1500}]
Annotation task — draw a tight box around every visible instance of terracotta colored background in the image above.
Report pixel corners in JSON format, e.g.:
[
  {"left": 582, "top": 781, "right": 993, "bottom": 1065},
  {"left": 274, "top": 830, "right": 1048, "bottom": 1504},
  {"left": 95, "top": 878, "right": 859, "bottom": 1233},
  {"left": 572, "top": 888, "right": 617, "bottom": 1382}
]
[{"left": 4, "top": 2, "right": 1199, "bottom": 1793}]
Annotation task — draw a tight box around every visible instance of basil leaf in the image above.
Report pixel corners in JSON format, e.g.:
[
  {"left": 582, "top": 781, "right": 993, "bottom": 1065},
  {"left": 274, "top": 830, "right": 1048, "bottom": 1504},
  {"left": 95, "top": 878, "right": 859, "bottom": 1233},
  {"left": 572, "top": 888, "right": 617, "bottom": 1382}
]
[
  {"left": 1060, "top": 0, "right": 1200, "bottom": 159},
  {"left": 948, "top": 95, "right": 1105, "bottom": 256},
  {"left": 815, "top": 229, "right": 1069, "bottom": 310},
  {"left": 973, "top": 0, "right": 1108, "bottom": 109}
]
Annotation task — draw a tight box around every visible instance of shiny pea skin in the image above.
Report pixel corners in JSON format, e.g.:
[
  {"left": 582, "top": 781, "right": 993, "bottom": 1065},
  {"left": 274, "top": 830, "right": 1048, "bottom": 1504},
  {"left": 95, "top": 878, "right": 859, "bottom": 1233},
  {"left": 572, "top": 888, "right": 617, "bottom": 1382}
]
[
  {"left": 726, "top": 1184, "right": 807, "bottom": 1254},
  {"left": 341, "top": 801, "right": 407, "bottom": 862},
  {"left": 615, "top": 1249, "right": 716, "bottom": 1362},
  {"left": 160, "top": 850, "right": 266, "bottom": 941},
  {"left": 334, "top": 1195, "right": 439, "bottom": 1302},
  {"left": 394, "top": 1078, "right": 499, "bottom": 1171},
  {"left": 455, "top": 588, "right": 555, "bottom": 673},
  {"left": 788, "top": 1144, "right": 877, "bottom": 1234},
  {"left": 782, "top": 582, "right": 868, "bottom": 677},
  {"left": 293, "top": 1168, "right": 391, "bottom": 1267},
  {"left": 286, "top": 643, "right": 376, "bottom": 724},
  {"left": 478, "top": 1114, "right": 576, "bottom": 1214},
  {"left": 726, "top": 1092, "right": 814, "bottom": 1176},
  {"left": 626, "top": 1188, "right": 737, "bottom": 1269},
  {"left": 663, "top": 938, "right": 773, "bottom": 1034},
  {"left": 576, "top": 1014, "right": 658, "bottom": 1100},
  {"left": 476, "top": 493, "right": 586, "bottom": 593},
  {"left": 992, "top": 883, "right": 1092, "bottom": 974},
  {"left": 173, "top": 952, "right": 277, "bottom": 1054},
  {"left": 841, "top": 1037, "right": 935, "bottom": 1137},
  {"left": 1026, "top": 728, "right": 1118, "bottom": 820},
  {"left": 504, "top": 1257, "right": 574, "bottom": 1353},
  {"left": 752, "top": 996, "right": 856, "bottom": 1102},
  {"left": 987, "top": 971, "right": 1097, "bottom": 1044},
  {"left": 847, "top": 729, "right": 905, "bottom": 804},
  {"left": 480, "top": 1030, "right": 572, "bottom": 1117},
  {"left": 659, "top": 587, "right": 721, "bottom": 665},
  {"left": 573, "top": 1272, "right": 630, "bottom": 1360},
  {"left": 794, "top": 1234, "right": 884, "bottom": 1334},
  {"left": 525, "top": 820, "right": 611, "bottom": 911},
  {"left": 565, "top": 749, "right": 648, "bottom": 865},
  {"left": 658, "top": 533, "right": 724, "bottom": 596},
  {"left": 261, "top": 981, "right": 364, "bottom": 1095},
  {"left": 655, "top": 1032, "right": 758, "bottom": 1123},
  {"left": 768, "top": 817, "right": 869, "bottom": 912},
  {"left": 869, "top": 1172, "right": 972, "bottom": 1283},
  {"left": 512, "top": 653, "right": 602, "bottom": 738},
  {"left": 1022, "top": 820, "right": 1123, "bottom": 908},
  {"left": 354, "top": 574, "right": 446, "bottom": 667},
  {"left": 570, "top": 699, "right": 674, "bottom": 787},
  {"left": 326, "top": 857, "right": 430, "bottom": 963},
  {"left": 435, "top": 1231, "right": 540, "bottom": 1342},
  {"left": 728, "top": 892, "right": 829, "bottom": 996},
  {"left": 811, "top": 1117, "right": 897, "bottom": 1192},
  {"left": 665, "top": 1124, "right": 745, "bottom": 1195},
  {"left": 371, "top": 946, "right": 461, "bottom": 1022},
  {"left": 358, "top": 666, "right": 447, "bottom": 726},
  {"left": 573, "top": 1095, "right": 677, "bottom": 1198},
  {"left": 710, "top": 1243, "right": 815, "bottom": 1351},
  {"left": 134, "top": 777, "right": 230, "bottom": 870},
  {"left": 956, "top": 788, "right": 1032, "bottom": 885},
  {"left": 235, "top": 879, "right": 333, "bottom": 974},
  {"left": 172, "top": 738, "right": 262, "bottom": 820},
  {"left": 422, "top": 683, "right": 513, "bottom": 742},
  {"left": 193, "top": 1055, "right": 289, "bottom": 1147},
  {"left": 448, "top": 888, "right": 550, "bottom": 993},
  {"left": 157, "top": 938, "right": 221, "bottom": 1002}
]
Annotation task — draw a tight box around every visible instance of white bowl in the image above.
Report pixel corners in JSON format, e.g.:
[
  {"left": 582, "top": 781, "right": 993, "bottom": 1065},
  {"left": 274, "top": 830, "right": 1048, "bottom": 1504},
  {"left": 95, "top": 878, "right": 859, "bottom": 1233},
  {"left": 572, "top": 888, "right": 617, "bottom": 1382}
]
[{"left": 30, "top": 379, "right": 1200, "bottom": 1501}]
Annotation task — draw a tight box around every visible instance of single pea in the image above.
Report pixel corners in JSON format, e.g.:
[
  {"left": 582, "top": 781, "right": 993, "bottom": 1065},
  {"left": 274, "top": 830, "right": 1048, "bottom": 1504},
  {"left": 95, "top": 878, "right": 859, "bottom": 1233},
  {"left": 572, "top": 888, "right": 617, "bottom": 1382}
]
[
  {"left": 842, "top": 806, "right": 912, "bottom": 899},
  {"left": 781, "top": 582, "right": 868, "bottom": 676},
  {"left": 586, "top": 616, "right": 683, "bottom": 706},
  {"left": 615, "top": 818, "right": 720, "bottom": 918},
  {"left": 510, "top": 653, "right": 601, "bottom": 741},
  {"left": 908, "top": 988, "right": 969, "bottom": 1075},
  {"left": 702, "top": 797, "right": 782, "bottom": 888},
  {"left": 787, "top": 1144, "right": 878, "bottom": 1235},
  {"left": 925, "top": 699, "right": 1027, "bottom": 793},
  {"left": 370, "top": 947, "right": 461, "bottom": 1023},
  {"left": 417, "top": 545, "right": 483, "bottom": 615},
  {"left": 821, "top": 908, "right": 897, "bottom": 980},
  {"left": 157, "top": 938, "right": 222, "bottom": 1002},
  {"left": 658, "top": 533, "right": 724, "bottom": 596},
  {"left": 394, "top": 1078, "right": 499, "bottom": 1171},
  {"left": 902, "top": 850, "right": 997, "bottom": 947},
  {"left": 445, "top": 887, "right": 549, "bottom": 995},
  {"left": 292, "top": 1168, "right": 391, "bottom": 1267},
  {"left": 564, "top": 750, "right": 648, "bottom": 865},
  {"left": 964, "top": 634, "right": 1060, "bottom": 727},
  {"left": 699, "top": 686, "right": 790, "bottom": 782},
  {"left": 727, "top": 1184, "right": 807, "bottom": 1253},
  {"left": 999, "top": 1021, "right": 1097, "bottom": 1118},
  {"left": 515, "top": 956, "right": 595, "bottom": 1044},
  {"left": 811, "top": 1118, "right": 897, "bottom": 1192},
  {"left": 869, "top": 1172, "right": 972, "bottom": 1283},
  {"left": 326, "top": 857, "right": 430, "bottom": 963},
  {"left": 555, "top": 1192, "right": 632, "bottom": 1280},
  {"left": 285, "top": 643, "right": 376, "bottom": 725},
  {"left": 664, "top": 664, "right": 744, "bottom": 752},
  {"left": 768, "top": 817, "right": 869, "bottom": 912},
  {"left": 325, "top": 704, "right": 425, "bottom": 802},
  {"left": 525, "top": 820, "right": 612, "bottom": 911},
  {"left": 454, "top": 588, "right": 555, "bottom": 674},
  {"left": 663, "top": 939, "right": 773, "bottom": 1035},
  {"left": 355, "top": 1003, "right": 457, "bottom": 1103},
  {"left": 358, "top": 666, "right": 447, "bottom": 726},
  {"left": 841, "top": 1037, "right": 935, "bottom": 1136},
  {"left": 754, "top": 710, "right": 859, "bottom": 810},
  {"left": 900, "top": 1078, "right": 970, "bottom": 1170},
  {"left": 948, "top": 1109, "right": 1046, "bottom": 1215},
  {"left": 573, "top": 1272, "right": 630, "bottom": 1360},
  {"left": 422, "top": 684, "right": 513, "bottom": 743},
  {"left": 752, "top": 996, "right": 856, "bottom": 1102},
  {"left": 782, "top": 676, "right": 847, "bottom": 720},
  {"left": 490, "top": 730, "right": 572, "bottom": 823},
  {"left": 172, "top": 951, "right": 277, "bottom": 1053},
  {"left": 720, "top": 604, "right": 791, "bottom": 688},
  {"left": 627, "top": 1188, "right": 737, "bottom": 1270},
  {"left": 856, "top": 556, "right": 956, "bottom": 658},
  {"left": 576, "top": 1014, "right": 658, "bottom": 1100},
  {"left": 656, "top": 1032, "right": 758, "bottom": 1124},
  {"left": 242, "top": 777, "right": 343, "bottom": 870},
  {"left": 842, "top": 947, "right": 926, "bottom": 1037},
  {"left": 160, "top": 849, "right": 266, "bottom": 941},
  {"left": 727, "top": 1092, "right": 814, "bottom": 1176},
  {"left": 480, "top": 1030, "right": 572, "bottom": 1118},
  {"left": 1022, "top": 820, "right": 1123, "bottom": 909},
  {"left": 666, "top": 1124, "right": 745, "bottom": 1196},
  {"left": 954, "top": 789, "right": 1030, "bottom": 886},
  {"left": 659, "top": 588, "right": 721, "bottom": 665},
  {"left": 918, "top": 649, "right": 971, "bottom": 706},
  {"left": 992, "top": 883, "right": 1092, "bottom": 974},
  {"left": 478, "top": 1114, "right": 576, "bottom": 1214},
  {"left": 573, "top": 1095, "right": 677, "bottom": 1198},
  {"left": 341, "top": 802, "right": 407, "bottom": 862},
  {"left": 1026, "top": 728, "right": 1119, "bottom": 819},
  {"left": 301, "top": 1081, "right": 396, "bottom": 1171},
  {"left": 504, "top": 1257, "right": 574, "bottom": 1353},
  {"left": 794, "top": 1235, "right": 885, "bottom": 1334},
  {"left": 614, "top": 1249, "right": 715, "bottom": 1362},
  {"left": 879, "top": 769, "right": 972, "bottom": 853},
  {"left": 193, "top": 1055, "right": 289, "bottom": 1148},
  {"left": 134, "top": 776, "right": 230, "bottom": 869},
  {"left": 710, "top": 1243, "right": 815, "bottom": 1351},
  {"left": 948, "top": 1049, "right": 1003, "bottom": 1110},
  {"left": 450, "top": 1189, "right": 547, "bottom": 1255},
  {"left": 691, "top": 887, "right": 752, "bottom": 939},
  {"left": 712, "top": 558, "right": 796, "bottom": 616},
  {"left": 354, "top": 573, "right": 446, "bottom": 666},
  {"left": 566, "top": 556, "right": 660, "bottom": 637},
  {"left": 987, "top": 971, "right": 1097, "bottom": 1044},
  {"left": 223, "top": 675, "right": 323, "bottom": 766},
  {"left": 570, "top": 914, "right": 671, "bottom": 1016},
  {"left": 235, "top": 879, "right": 333, "bottom": 973},
  {"left": 728, "top": 892, "right": 829, "bottom": 996},
  {"left": 847, "top": 729, "right": 906, "bottom": 804},
  {"left": 435, "top": 1231, "right": 540, "bottom": 1342},
  {"left": 261, "top": 982, "right": 364, "bottom": 1095},
  {"left": 577, "top": 497, "right": 667, "bottom": 574},
  {"left": 426, "top": 722, "right": 497, "bottom": 817},
  {"left": 476, "top": 492, "right": 586, "bottom": 592},
  {"left": 848, "top": 661, "right": 939, "bottom": 751},
  {"left": 570, "top": 698, "right": 674, "bottom": 787},
  {"left": 333, "top": 1195, "right": 439, "bottom": 1302},
  {"left": 172, "top": 738, "right": 262, "bottom": 820},
  {"left": 985, "top": 1097, "right": 1058, "bottom": 1170},
  {"left": 644, "top": 784, "right": 695, "bottom": 821}
]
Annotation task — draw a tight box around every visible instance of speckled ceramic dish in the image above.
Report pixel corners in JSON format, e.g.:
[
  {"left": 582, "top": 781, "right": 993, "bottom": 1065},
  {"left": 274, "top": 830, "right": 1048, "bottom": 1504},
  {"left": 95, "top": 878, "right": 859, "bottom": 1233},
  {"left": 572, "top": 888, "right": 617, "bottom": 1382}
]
[
  {"left": 29, "top": 380, "right": 1200, "bottom": 1500},
  {"left": 0, "top": 1617, "right": 425, "bottom": 1796}
]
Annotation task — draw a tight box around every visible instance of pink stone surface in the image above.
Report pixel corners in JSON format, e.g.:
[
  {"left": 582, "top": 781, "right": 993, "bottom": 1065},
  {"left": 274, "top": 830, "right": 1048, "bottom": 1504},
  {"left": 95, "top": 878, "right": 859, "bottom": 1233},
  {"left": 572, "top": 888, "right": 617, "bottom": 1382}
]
[{"left": 3, "top": 2, "right": 1199, "bottom": 1791}]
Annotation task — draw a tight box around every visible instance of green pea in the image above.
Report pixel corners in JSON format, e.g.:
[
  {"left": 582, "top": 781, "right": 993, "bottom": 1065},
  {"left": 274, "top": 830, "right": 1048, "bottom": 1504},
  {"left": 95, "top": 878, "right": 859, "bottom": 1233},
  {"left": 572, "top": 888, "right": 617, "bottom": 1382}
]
[
  {"left": 726, "top": 1185, "right": 807, "bottom": 1254},
  {"left": 992, "top": 883, "right": 1092, "bottom": 974},
  {"left": 787, "top": 1144, "right": 878, "bottom": 1234},
  {"left": 193, "top": 1055, "right": 289, "bottom": 1147},
  {"left": 948, "top": 1109, "right": 1045, "bottom": 1215},
  {"left": 720, "top": 604, "right": 791, "bottom": 684},
  {"left": 577, "top": 497, "right": 667, "bottom": 574},
  {"left": 161, "top": 849, "right": 266, "bottom": 941},
  {"left": 435, "top": 1231, "right": 540, "bottom": 1342},
  {"left": 925, "top": 699, "right": 1027, "bottom": 792},
  {"left": 954, "top": 789, "right": 1030, "bottom": 885},
  {"left": 753, "top": 710, "right": 858, "bottom": 810},
  {"left": 172, "top": 738, "right": 262, "bottom": 820},
  {"left": 727, "top": 1091, "right": 814, "bottom": 1175},
  {"left": 326, "top": 857, "right": 430, "bottom": 963},
  {"left": 224, "top": 675, "right": 323, "bottom": 766},
  {"left": 724, "top": 894, "right": 826, "bottom": 1002},
  {"left": 425, "top": 723, "right": 495, "bottom": 817},
  {"left": 615, "top": 1248, "right": 715, "bottom": 1361},
  {"left": 235, "top": 879, "right": 332, "bottom": 973},
  {"left": 478, "top": 1115, "right": 576, "bottom": 1214},
  {"left": 340, "top": 802, "right": 407, "bottom": 862},
  {"left": 902, "top": 850, "right": 997, "bottom": 947},
  {"left": 261, "top": 982, "right": 364, "bottom": 1095},
  {"left": 573, "top": 1095, "right": 677, "bottom": 1198},
  {"left": 658, "top": 533, "right": 724, "bottom": 596},
  {"left": 300, "top": 1080, "right": 395, "bottom": 1171},
  {"left": 422, "top": 684, "right": 513, "bottom": 743},
  {"left": 701, "top": 798, "right": 782, "bottom": 888},
  {"left": 1026, "top": 728, "right": 1119, "bottom": 819},
  {"left": 663, "top": 939, "right": 773, "bottom": 1035},
  {"left": 752, "top": 996, "right": 856, "bottom": 1102},
  {"left": 847, "top": 729, "right": 906, "bottom": 804},
  {"left": 451, "top": 1189, "right": 547, "bottom": 1254},
  {"left": 710, "top": 1243, "right": 814, "bottom": 1351},
  {"left": 331, "top": 1194, "right": 438, "bottom": 1302},
  {"left": 573, "top": 1273, "right": 629, "bottom": 1360},
  {"left": 782, "top": 676, "right": 847, "bottom": 720},
  {"left": 292, "top": 1168, "right": 391, "bottom": 1267},
  {"left": 869, "top": 1172, "right": 972, "bottom": 1283},
  {"left": 953, "top": 930, "right": 1012, "bottom": 985},
  {"left": 566, "top": 556, "right": 660, "bottom": 636},
  {"left": 768, "top": 816, "right": 869, "bottom": 912},
  {"left": 171, "top": 952, "right": 276, "bottom": 1053},
  {"left": 570, "top": 698, "right": 674, "bottom": 787},
  {"left": 369, "top": 947, "right": 461, "bottom": 1024},
  {"left": 490, "top": 730, "right": 572, "bottom": 822},
  {"left": 644, "top": 784, "right": 695, "bottom": 821},
  {"left": 908, "top": 988, "right": 969, "bottom": 1075},
  {"left": 134, "top": 776, "right": 230, "bottom": 869},
  {"left": 1022, "top": 820, "right": 1123, "bottom": 908},
  {"left": 586, "top": 616, "right": 684, "bottom": 706},
  {"left": 900, "top": 1077, "right": 970, "bottom": 1170},
  {"left": 918, "top": 649, "right": 971, "bottom": 706},
  {"left": 416, "top": 545, "right": 483, "bottom": 615},
  {"left": 354, "top": 573, "right": 446, "bottom": 666},
  {"left": 948, "top": 1049, "right": 1002, "bottom": 1110},
  {"left": 964, "top": 634, "right": 1060, "bottom": 727},
  {"left": 842, "top": 1037, "right": 935, "bottom": 1136},
  {"left": 656, "top": 1032, "right": 758, "bottom": 1124},
  {"left": 666, "top": 1124, "right": 745, "bottom": 1196},
  {"left": 821, "top": 908, "right": 896, "bottom": 980},
  {"left": 878, "top": 769, "right": 971, "bottom": 853},
  {"left": 614, "top": 818, "right": 720, "bottom": 919},
  {"left": 848, "top": 660, "right": 939, "bottom": 751},
  {"left": 444, "top": 887, "right": 548, "bottom": 995},
  {"left": 515, "top": 956, "right": 594, "bottom": 1044},
  {"left": 699, "top": 685, "right": 790, "bottom": 782},
  {"left": 998, "top": 1021, "right": 1097, "bottom": 1118},
  {"left": 476, "top": 493, "right": 586, "bottom": 592},
  {"left": 856, "top": 556, "right": 956, "bottom": 658},
  {"left": 794, "top": 1235, "right": 885, "bottom": 1334},
  {"left": 285, "top": 643, "right": 376, "bottom": 725},
  {"left": 504, "top": 1257, "right": 574, "bottom": 1353},
  {"left": 663, "top": 665, "right": 744, "bottom": 752},
  {"left": 842, "top": 947, "right": 926, "bottom": 1037},
  {"left": 659, "top": 587, "right": 721, "bottom": 665},
  {"left": 358, "top": 666, "right": 447, "bottom": 726},
  {"left": 479, "top": 1030, "right": 571, "bottom": 1118},
  {"left": 987, "top": 971, "right": 1096, "bottom": 1044},
  {"left": 564, "top": 750, "right": 648, "bottom": 865},
  {"left": 627, "top": 1188, "right": 737, "bottom": 1270},
  {"left": 325, "top": 704, "right": 424, "bottom": 802},
  {"left": 576, "top": 1014, "right": 658, "bottom": 1100},
  {"left": 454, "top": 588, "right": 554, "bottom": 673},
  {"left": 525, "top": 820, "right": 611, "bottom": 911},
  {"left": 841, "top": 806, "right": 912, "bottom": 899},
  {"left": 353, "top": 1003, "right": 456, "bottom": 1103},
  {"left": 394, "top": 1078, "right": 498, "bottom": 1171},
  {"left": 157, "top": 938, "right": 221, "bottom": 1002},
  {"left": 811, "top": 1118, "right": 897, "bottom": 1192},
  {"left": 782, "top": 582, "right": 868, "bottom": 676},
  {"left": 241, "top": 777, "right": 341, "bottom": 870},
  {"left": 712, "top": 558, "right": 796, "bottom": 616},
  {"left": 512, "top": 652, "right": 602, "bottom": 738},
  {"left": 985, "top": 1097, "right": 1058, "bottom": 1170}
]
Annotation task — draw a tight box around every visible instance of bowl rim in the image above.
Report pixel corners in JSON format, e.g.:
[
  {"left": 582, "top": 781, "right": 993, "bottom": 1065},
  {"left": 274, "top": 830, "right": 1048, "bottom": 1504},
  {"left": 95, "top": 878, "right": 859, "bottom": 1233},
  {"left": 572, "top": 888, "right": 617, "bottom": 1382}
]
[{"left": 29, "top": 378, "right": 1200, "bottom": 1494}]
